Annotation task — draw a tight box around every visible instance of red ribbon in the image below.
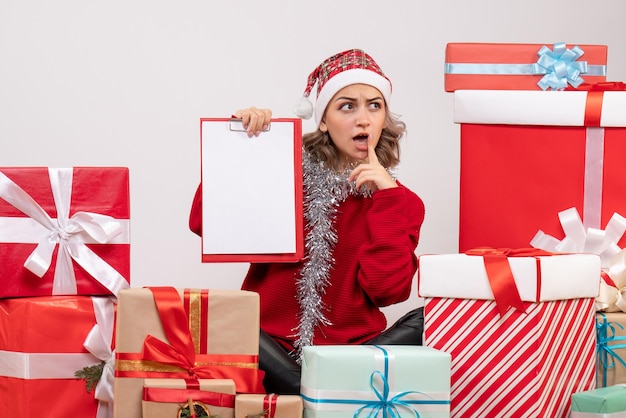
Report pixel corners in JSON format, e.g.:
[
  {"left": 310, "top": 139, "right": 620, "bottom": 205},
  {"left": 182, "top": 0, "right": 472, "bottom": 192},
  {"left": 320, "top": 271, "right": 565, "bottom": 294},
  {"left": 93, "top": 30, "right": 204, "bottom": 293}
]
[
  {"left": 567, "top": 82, "right": 626, "bottom": 127},
  {"left": 142, "top": 386, "right": 235, "bottom": 408},
  {"left": 465, "top": 248, "right": 553, "bottom": 316},
  {"left": 263, "top": 394, "right": 279, "bottom": 418},
  {"left": 117, "top": 286, "right": 265, "bottom": 393}
]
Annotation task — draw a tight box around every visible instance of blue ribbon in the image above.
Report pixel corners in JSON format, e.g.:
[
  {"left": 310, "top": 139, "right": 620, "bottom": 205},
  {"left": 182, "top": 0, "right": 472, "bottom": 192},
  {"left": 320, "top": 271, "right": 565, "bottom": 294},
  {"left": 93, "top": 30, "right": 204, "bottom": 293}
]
[
  {"left": 596, "top": 313, "right": 626, "bottom": 387},
  {"left": 533, "top": 43, "right": 587, "bottom": 90},
  {"left": 444, "top": 42, "right": 606, "bottom": 91},
  {"left": 301, "top": 345, "right": 449, "bottom": 417}
]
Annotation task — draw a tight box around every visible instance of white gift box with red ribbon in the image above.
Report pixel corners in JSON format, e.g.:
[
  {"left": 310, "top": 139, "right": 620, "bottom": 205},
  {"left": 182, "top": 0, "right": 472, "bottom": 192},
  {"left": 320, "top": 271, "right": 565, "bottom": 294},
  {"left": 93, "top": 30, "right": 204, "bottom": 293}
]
[{"left": 418, "top": 251, "right": 600, "bottom": 417}]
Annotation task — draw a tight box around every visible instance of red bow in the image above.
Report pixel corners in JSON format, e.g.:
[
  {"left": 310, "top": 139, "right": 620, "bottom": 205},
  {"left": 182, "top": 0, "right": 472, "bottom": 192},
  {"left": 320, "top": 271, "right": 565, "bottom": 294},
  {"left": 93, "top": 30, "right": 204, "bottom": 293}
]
[
  {"left": 465, "top": 248, "right": 553, "bottom": 316},
  {"left": 140, "top": 287, "right": 265, "bottom": 393}
]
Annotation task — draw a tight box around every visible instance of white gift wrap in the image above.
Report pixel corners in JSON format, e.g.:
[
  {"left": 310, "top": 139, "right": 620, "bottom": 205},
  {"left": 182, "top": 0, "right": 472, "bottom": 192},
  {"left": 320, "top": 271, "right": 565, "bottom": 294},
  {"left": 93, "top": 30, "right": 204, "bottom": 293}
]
[
  {"left": 300, "top": 345, "right": 451, "bottom": 418},
  {"left": 453, "top": 89, "right": 626, "bottom": 127},
  {"left": 418, "top": 253, "right": 601, "bottom": 301}
]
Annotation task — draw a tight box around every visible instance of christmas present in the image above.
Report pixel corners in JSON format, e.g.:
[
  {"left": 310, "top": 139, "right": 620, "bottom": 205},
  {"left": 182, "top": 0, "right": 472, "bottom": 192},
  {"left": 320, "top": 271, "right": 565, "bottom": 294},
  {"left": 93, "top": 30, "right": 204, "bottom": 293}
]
[
  {"left": 596, "top": 249, "right": 626, "bottom": 313},
  {"left": 142, "top": 378, "right": 236, "bottom": 418},
  {"left": 235, "top": 393, "right": 303, "bottom": 418},
  {"left": 444, "top": 42, "right": 607, "bottom": 91},
  {"left": 418, "top": 250, "right": 601, "bottom": 417},
  {"left": 0, "top": 167, "right": 130, "bottom": 297},
  {"left": 0, "top": 295, "right": 116, "bottom": 418},
  {"left": 300, "top": 345, "right": 451, "bottom": 418},
  {"left": 571, "top": 385, "right": 626, "bottom": 417},
  {"left": 114, "top": 287, "right": 265, "bottom": 418},
  {"left": 597, "top": 312, "right": 626, "bottom": 387},
  {"left": 454, "top": 85, "right": 626, "bottom": 254}
]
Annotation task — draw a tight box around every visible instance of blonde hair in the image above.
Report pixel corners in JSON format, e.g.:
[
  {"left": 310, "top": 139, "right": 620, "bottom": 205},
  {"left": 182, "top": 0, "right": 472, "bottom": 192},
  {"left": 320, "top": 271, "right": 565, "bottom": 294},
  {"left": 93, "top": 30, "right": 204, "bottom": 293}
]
[{"left": 303, "top": 111, "right": 405, "bottom": 172}]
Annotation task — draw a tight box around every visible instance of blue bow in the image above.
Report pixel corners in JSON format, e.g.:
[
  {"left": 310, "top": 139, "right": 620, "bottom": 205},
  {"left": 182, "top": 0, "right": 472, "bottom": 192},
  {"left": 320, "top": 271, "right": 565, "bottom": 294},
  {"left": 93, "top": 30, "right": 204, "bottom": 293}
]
[
  {"left": 533, "top": 42, "right": 588, "bottom": 90},
  {"left": 353, "top": 368, "right": 422, "bottom": 418},
  {"left": 596, "top": 313, "right": 626, "bottom": 387}
]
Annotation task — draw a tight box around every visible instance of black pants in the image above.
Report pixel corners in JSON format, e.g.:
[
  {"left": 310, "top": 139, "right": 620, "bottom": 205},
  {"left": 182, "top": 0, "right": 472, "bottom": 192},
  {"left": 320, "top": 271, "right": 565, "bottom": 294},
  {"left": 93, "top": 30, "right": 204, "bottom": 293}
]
[{"left": 259, "top": 307, "right": 424, "bottom": 394}]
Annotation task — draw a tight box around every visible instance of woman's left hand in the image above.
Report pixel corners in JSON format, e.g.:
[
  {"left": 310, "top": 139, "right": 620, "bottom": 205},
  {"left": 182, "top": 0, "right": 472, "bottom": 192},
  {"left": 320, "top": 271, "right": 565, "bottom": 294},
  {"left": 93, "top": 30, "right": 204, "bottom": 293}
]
[{"left": 348, "top": 139, "right": 398, "bottom": 191}]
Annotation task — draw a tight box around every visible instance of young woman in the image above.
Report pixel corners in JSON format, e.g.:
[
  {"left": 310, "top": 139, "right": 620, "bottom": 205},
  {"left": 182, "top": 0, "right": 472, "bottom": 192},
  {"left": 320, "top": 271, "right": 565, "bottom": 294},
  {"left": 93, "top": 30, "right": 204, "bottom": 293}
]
[{"left": 190, "top": 49, "right": 425, "bottom": 394}]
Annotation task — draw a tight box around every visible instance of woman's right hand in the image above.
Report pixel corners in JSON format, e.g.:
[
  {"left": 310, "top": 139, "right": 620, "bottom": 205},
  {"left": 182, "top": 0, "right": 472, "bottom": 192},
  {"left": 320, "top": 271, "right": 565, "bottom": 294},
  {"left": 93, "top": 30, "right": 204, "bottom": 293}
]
[{"left": 234, "top": 107, "right": 272, "bottom": 137}]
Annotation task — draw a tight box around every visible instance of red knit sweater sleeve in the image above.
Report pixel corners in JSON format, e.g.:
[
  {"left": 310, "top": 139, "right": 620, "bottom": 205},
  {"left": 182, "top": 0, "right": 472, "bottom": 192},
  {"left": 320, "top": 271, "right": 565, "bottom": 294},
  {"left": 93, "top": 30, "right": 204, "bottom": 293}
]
[
  {"left": 189, "top": 183, "right": 203, "bottom": 237},
  {"left": 357, "top": 183, "right": 425, "bottom": 307}
]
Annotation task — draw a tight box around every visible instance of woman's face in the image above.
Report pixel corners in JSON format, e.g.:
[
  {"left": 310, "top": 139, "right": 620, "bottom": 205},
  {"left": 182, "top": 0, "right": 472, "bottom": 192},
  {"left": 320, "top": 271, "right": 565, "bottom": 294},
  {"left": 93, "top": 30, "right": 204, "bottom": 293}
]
[{"left": 319, "top": 84, "right": 387, "bottom": 166}]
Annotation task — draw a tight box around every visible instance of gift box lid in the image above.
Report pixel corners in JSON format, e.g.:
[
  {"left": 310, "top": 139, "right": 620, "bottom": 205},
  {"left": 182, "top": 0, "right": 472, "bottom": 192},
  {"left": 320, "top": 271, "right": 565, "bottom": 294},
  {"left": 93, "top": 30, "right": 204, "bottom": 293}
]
[
  {"left": 571, "top": 385, "right": 626, "bottom": 413},
  {"left": 418, "top": 253, "right": 601, "bottom": 301},
  {"left": 444, "top": 42, "right": 608, "bottom": 92},
  {"left": 454, "top": 89, "right": 626, "bottom": 127}
]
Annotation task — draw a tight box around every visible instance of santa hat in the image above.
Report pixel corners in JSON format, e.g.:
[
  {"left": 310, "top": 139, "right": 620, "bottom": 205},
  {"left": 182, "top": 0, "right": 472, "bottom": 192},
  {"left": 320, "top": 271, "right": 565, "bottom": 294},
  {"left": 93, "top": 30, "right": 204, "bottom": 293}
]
[{"left": 293, "top": 49, "right": 392, "bottom": 127}]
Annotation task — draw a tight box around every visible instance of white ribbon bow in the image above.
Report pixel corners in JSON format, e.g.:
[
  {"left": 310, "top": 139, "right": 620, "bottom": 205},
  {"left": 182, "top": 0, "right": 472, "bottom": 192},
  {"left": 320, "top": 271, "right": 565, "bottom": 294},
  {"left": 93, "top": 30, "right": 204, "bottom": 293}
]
[
  {"left": 531, "top": 207, "right": 626, "bottom": 312},
  {"left": 0, "top": 168, "right": 129, "bottom": 297},
  {"left": 596, "top": 249, "right": 626, "bottom": 312},
  {"left": 530, "top": 207, "right": 626, "bottom": 268},
  {"left": 83, "top": 297, "right": 116, "bottom": 418}
]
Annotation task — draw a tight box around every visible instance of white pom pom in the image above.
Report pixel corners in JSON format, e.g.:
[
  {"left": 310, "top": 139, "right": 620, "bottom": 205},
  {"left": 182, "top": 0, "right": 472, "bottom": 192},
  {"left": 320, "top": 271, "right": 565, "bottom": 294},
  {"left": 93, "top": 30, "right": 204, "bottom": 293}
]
[{"left": 293, "top": 96, "right": 314, "bottom": 120}]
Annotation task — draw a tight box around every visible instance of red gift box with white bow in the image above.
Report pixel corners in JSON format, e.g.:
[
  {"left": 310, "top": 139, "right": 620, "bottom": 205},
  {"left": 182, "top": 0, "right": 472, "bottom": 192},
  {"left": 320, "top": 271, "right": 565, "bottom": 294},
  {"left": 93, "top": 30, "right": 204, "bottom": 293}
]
[
  {"left": 0, "top": 167, "right": 130, "bottom": 297},
  {"left": 0, "top": 295, "right": 116, "bottom": 418},
  {"left": 455, "top": 85, "right": 626, "bottom": 259}
]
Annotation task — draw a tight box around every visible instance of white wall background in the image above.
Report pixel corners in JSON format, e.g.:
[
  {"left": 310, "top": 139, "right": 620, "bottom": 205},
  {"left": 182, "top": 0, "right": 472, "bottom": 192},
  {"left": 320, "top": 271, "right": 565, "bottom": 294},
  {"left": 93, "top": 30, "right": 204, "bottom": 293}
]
[{"left": 2, "top": 0, "right": 625, "bottom": 324}]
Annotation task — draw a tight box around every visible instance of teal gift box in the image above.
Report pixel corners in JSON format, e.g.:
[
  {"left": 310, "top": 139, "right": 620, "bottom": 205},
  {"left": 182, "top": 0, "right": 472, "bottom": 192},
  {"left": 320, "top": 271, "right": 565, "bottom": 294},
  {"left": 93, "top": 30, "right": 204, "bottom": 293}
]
[
  {"left": 571, "top": 385, "right": 626, "bottom": 417},
  {"left": 300, "top": 345, "right": 451, "bottom": 418}
]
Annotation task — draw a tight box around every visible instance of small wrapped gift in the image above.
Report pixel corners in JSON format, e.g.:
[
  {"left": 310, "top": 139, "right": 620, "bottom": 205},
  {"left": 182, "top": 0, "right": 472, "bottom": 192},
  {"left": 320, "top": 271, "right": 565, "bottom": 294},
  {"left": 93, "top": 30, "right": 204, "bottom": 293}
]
[
  {"left": 114, "top": 287, "right": 265, "bottom": 418},
  {"left": 419, "top": 251, "right": 601, "bottom": 417},
  {"left": 142, "top": 378, "right": 236, "bottom": 418},
  {"left": 444, "top": 42, "right": 607, "bottom": 91},
  {"left": 300, "top": 345, "right": 451, "bottom": 418},
  {"left": 597, "top": 312, "right": 626, "bottom": 387},
  {"left": 0, "top": 167, "right": 130, "bottom": 297},
  {"left": 0, "top": 295, "right": 116, "bottom": 418},
  {"left": 571, "top": 385, "right": 626, "bottom": 417},
  {"left": 235, "top": 393, "right": 303, "bottom": 418}
]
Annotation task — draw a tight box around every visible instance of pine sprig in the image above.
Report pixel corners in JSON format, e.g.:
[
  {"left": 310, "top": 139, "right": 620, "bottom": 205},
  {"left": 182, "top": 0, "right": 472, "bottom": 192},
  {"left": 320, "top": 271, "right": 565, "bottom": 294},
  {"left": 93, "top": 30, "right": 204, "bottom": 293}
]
[
  {"left": 74, "top": 361, "right": 105, "bottom": 393},
  {"left": 246, "top": 410, "right": 270, "bottom": 418}
]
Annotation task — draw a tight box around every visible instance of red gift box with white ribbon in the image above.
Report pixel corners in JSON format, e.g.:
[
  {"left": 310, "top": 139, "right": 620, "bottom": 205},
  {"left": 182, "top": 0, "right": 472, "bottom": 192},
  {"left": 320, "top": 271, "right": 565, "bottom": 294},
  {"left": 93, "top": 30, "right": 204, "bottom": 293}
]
[
  {"left": 0, "top": 295, "right": 116, "bottom": 418},
  {"left": 455, "top": 85, "right": 626, "bottom": 256},
  {"left": 0, "top": 167, "right": 130, "bottom": 297}
]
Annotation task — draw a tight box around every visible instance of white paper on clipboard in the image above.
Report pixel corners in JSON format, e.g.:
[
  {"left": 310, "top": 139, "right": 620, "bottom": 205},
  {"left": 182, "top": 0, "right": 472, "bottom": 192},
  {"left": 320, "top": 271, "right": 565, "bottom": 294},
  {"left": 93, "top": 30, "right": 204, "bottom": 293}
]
[{"left": 201, "top": 118, "right": 302, "bottom": 261}]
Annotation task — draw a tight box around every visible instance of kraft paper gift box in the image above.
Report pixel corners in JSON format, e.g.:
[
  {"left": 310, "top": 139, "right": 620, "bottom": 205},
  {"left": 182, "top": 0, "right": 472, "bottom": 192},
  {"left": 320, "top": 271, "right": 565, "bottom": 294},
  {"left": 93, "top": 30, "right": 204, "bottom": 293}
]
[
  {"left": 142, "top": 378, "right": 236, "bottom": 418},
  {"left": 597, "top": 312, "right": 626, "bottom": 387},
  {"left": 0, "top": 295, "right": 116, "bottom": 417},
  {"left": 418, "top": 251, "right": 601, "bottom": 418},
  {"left": 235, "top": 393, "right": 303, "bottom": 418},
  {"left": 454, "top": 87, "right": 626, "bottom": 256},
  {"left": 571, "top": 385, "right": 626, "bottom": 417},
  {"left": 444, "top": 42, "right": 607, "bottom": 91},
  {"left": 300, "top": 345, "right": 451, "bottom": 418},
  {"left": 114, "top": 287, "right": 265, "bottom": 418},
  {"left": 0, "top": 167, "right": 130, "bottom": 298}
]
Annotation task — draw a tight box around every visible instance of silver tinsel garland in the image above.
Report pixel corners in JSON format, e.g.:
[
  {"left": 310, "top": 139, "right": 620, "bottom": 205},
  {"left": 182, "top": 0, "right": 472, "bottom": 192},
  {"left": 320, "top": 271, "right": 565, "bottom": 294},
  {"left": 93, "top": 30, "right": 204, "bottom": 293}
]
[{"left": 293, "top": 150, "right": 394, "bottom": 359}]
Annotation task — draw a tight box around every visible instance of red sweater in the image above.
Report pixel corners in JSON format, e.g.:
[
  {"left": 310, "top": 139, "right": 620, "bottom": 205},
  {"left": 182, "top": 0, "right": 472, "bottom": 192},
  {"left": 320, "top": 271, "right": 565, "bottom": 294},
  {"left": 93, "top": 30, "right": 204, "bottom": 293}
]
[{"left": 189, "top": 182, "right": 425, "bottom": 352}]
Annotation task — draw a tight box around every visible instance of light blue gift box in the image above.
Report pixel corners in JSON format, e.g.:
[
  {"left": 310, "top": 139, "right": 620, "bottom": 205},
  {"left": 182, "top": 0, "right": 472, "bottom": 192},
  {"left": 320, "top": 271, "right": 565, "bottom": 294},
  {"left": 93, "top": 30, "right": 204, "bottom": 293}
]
[
  {"left": 300, "top": 345, "right": 451, "bottom": 418},
  {"left": 571, "top": 385, "right": 626, "bottom": 417}
]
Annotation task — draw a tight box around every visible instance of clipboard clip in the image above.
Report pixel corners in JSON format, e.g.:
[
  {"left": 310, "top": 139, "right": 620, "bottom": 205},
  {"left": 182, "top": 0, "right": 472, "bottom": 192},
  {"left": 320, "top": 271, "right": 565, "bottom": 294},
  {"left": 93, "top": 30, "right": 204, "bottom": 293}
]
[{"left": 229, "top": 118, "right": 271, "bottom": 132}]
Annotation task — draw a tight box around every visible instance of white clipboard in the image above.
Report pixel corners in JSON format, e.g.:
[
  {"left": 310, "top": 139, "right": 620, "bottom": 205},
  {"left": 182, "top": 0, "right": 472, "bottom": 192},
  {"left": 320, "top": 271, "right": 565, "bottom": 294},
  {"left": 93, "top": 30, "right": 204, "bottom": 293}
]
[{"left": 200, "top": 117, "right": 303, "bottom": 262}]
